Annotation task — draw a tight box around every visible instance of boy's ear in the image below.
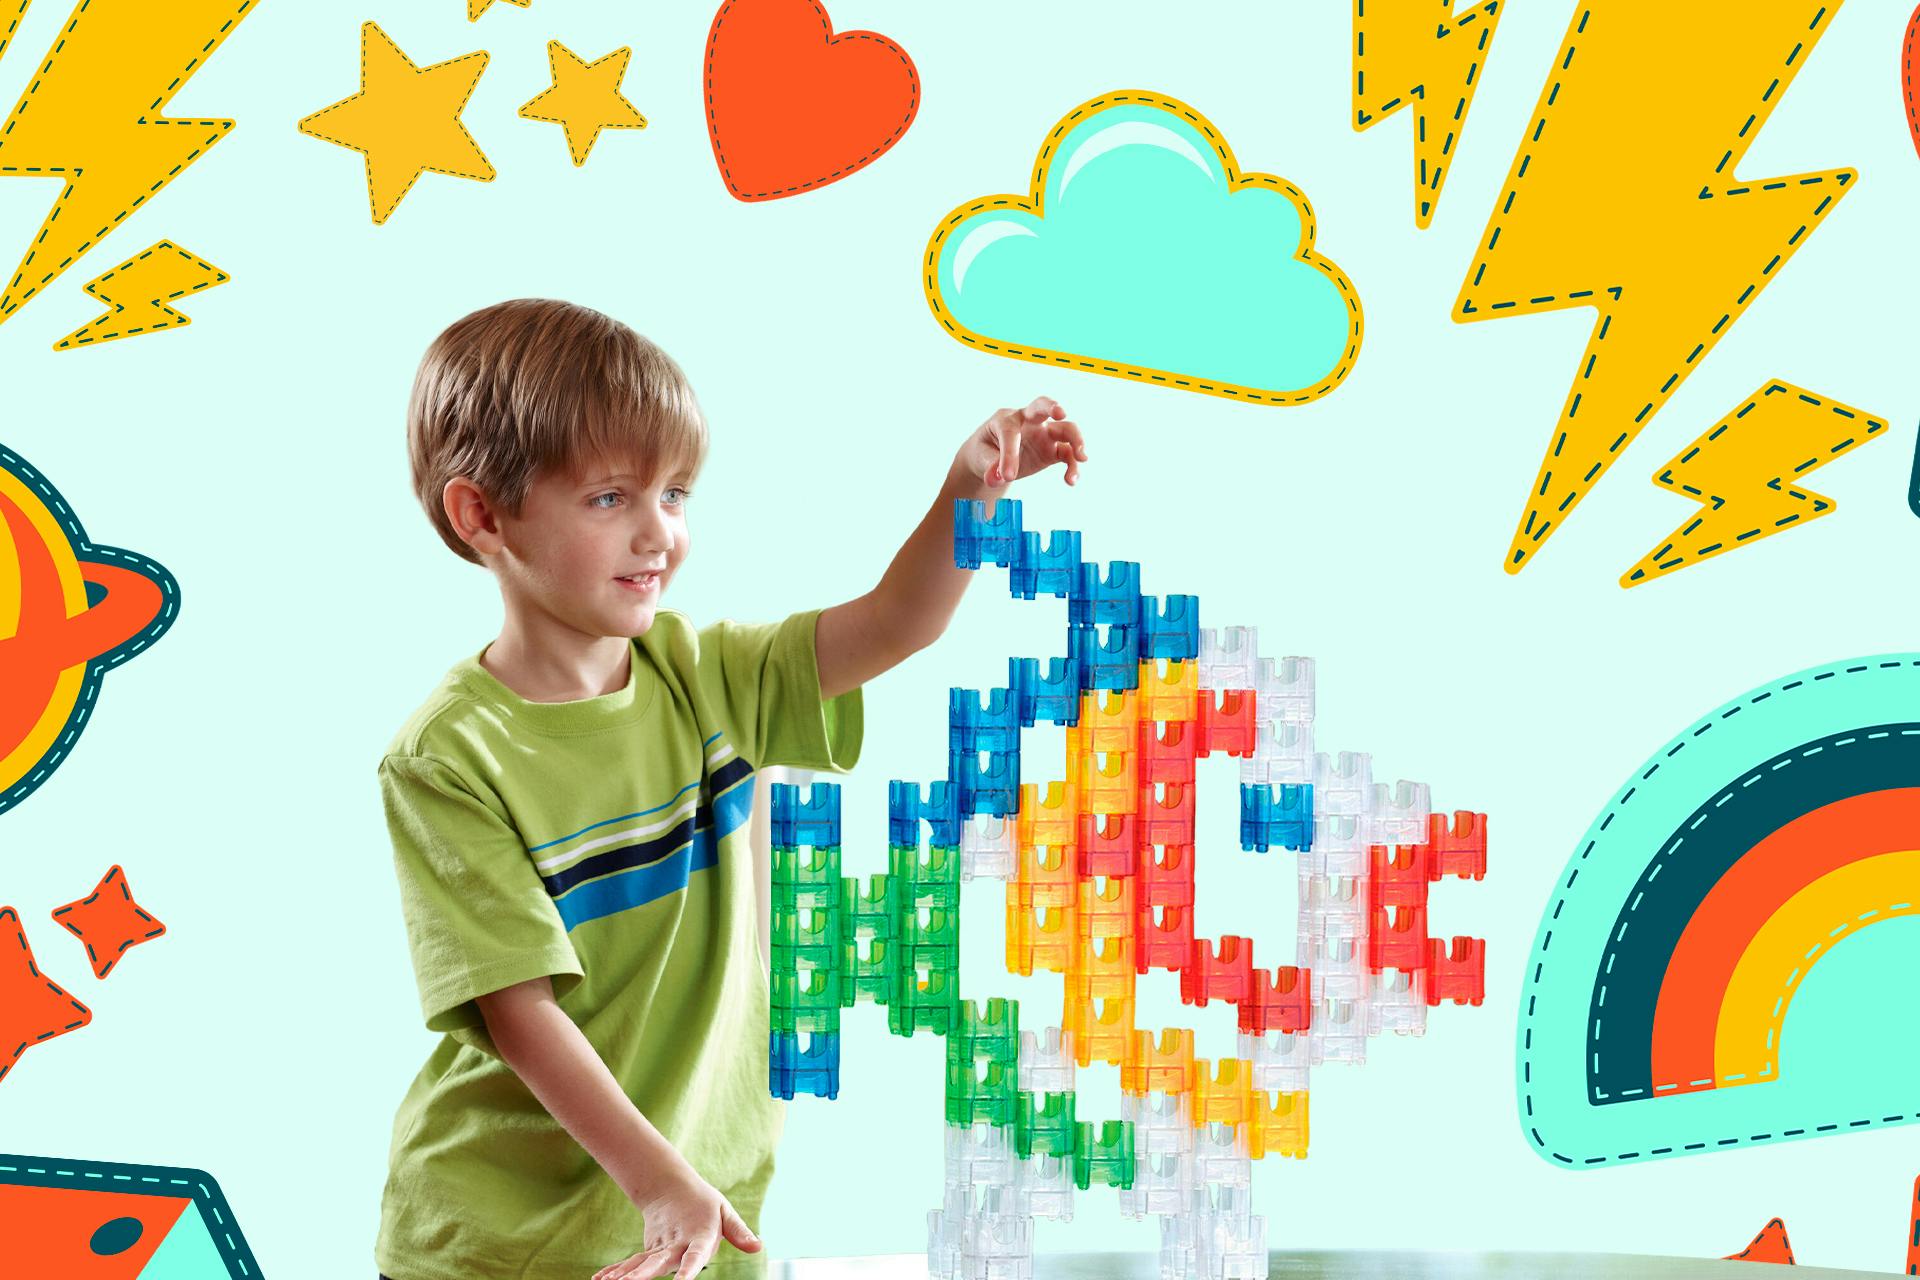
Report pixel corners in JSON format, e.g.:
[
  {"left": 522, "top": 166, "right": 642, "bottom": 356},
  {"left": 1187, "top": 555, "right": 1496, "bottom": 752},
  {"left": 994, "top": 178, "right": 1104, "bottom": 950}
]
[{"left": 444, "top": 476, "right": 504, "bottom": 557}]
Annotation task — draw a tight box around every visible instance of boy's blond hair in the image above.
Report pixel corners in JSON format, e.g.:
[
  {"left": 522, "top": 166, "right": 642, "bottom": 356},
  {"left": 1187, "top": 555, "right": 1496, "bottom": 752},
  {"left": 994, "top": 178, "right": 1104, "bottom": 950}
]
[{"left": 407, "top": 298, "right": 708, "bottom": 564}]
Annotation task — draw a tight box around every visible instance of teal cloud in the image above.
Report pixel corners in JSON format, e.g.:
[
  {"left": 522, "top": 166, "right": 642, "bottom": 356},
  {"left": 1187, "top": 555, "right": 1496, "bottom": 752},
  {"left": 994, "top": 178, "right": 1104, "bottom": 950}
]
[{"left": 925, "top": 95, "right": 1362, "bottom": 404}]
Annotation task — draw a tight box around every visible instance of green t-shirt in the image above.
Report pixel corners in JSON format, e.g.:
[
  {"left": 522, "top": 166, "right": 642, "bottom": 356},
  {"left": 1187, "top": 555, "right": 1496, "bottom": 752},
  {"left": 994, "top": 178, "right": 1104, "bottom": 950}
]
[{"left": 374, "top": 609, "right": 861, "bottom": 1280}]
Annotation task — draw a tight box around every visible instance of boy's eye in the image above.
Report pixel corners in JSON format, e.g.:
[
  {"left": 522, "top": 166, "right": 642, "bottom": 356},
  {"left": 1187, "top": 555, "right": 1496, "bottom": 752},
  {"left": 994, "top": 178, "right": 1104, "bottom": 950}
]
[
  {"left": 589, "top": 491, "right": 622, "bottom": 509},
  {"left": 663, "top": 487, "right": 690, "bottom": 507}
]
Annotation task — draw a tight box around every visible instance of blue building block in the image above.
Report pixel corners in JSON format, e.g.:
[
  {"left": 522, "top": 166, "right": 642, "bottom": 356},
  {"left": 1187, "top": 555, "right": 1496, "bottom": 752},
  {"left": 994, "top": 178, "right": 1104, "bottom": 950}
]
[
  {"left": 1069, "top": 622, "right": 1140, "bottom": 692},
  {"left": 889, "top": 779, "right": 961, "bottom": 847},
  {"left": 1070, "top": 560, "right": 1142, "bottom": 626},
  {"left": 953, "top": 497, "right": 1024, "bottom": 570},
  {"left": 1140, "top": 594, "right": 1200, "bottom": 662},
  {"left": 949, "top": 686, "right": 1022, "bottom": 754},
  {"left": 770, "top": 1030, "right": 841, "bottom": 1100},
  {"left": 1239, "top": 783, "right": 1315, "bottom": 853},
  {"left": 771, "top": 782, "right": 842, "bottom": 848},
  {"left": 1011, "top": 528, "right": 1083, "bottom": 599},
  {"left": 1010, "top": 655, "right": 1081, "bottom": 727},
  {"left": 952, "top": 749, "right": 1020, "bottom": 818}
]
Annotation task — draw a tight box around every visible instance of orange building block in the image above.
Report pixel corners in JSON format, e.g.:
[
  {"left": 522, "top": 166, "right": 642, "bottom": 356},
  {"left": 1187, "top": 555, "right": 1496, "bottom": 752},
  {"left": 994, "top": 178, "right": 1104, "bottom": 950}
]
[
  {"left": 1122, "top": 1026, "right": 1197, "bottom": 1096},
  {"left": 1249, "top": 1089, "right": 1310, "bottom": 1159},
  {"left": 1138, "top": 660, "right": 1199, "bottom": 723},
  {"left": 1191, "top": 1057, "right": 1255, "bottom": 1129}
]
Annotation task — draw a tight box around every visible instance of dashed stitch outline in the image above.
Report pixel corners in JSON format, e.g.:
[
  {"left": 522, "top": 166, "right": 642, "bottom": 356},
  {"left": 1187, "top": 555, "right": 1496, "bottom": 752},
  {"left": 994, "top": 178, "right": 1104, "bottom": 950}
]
[
  {"left": 1452, "top": 3, "right": 1855, "bottom": 570},
  {"left": 295, "top": 20, "right": 494, "bottom": 225},
  {"left": 50, "top": 864, "right": 167, "bottom": 978},
  {"left": 516, "top": 39, "right": 648, "bottom": 168},
  {"left": 0, "top": 1151, "right": 259, "bottom": 1276},
  {"left": 1624, "top": 381, "right": 1890, "bottom": 584},
  {"left": 54, "top": 238, "right": 228, "bottom": 349},
  {"left": 0, "top": 0, "right": 256, "bottom": 317},
  {"left": 704, "top": 0, "right": 919, "bottom": 201},
  {"left": 1519, "top": 657, "right": 1920, "bottom": 1166},
  {"left": 1351, "top": 0, "right": 1502, "bottom": 226},
  {"left": 0, "top": 907, "right": 91, "bottom": 1082},
  {"left": 0, "top": 444, "right": 181, "bottom": 815},
  {"left": 921, "top": 90, "right": 1364, "bottom": 407}
]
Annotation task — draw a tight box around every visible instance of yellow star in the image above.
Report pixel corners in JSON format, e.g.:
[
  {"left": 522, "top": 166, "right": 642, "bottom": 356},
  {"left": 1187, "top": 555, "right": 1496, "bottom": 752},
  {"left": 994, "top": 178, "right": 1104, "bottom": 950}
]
[
  {"left": 467, "top": 0, "right": 530, "bottom": 19},
  {"left": 518, "top": 40, "right": 648, "bottom": 167},
  {"left": 297, "top": 22, "right": 495, "bottom": 225}
]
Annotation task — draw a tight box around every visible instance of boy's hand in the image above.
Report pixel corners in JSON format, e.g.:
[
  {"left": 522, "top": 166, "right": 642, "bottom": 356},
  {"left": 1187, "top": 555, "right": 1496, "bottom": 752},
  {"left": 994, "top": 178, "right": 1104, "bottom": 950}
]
[
  {"left": 594, "top": 1167, "right": 761, "bottom": 1280},
  {"left": 956, "top": 396, "right": 1086, "bottom": 489}
]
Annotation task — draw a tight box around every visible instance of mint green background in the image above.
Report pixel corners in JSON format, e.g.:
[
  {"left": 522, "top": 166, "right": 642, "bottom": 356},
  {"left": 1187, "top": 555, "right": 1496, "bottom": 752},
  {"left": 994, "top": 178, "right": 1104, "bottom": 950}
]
[{"left": 0, "top": 0, "right": 1917, "bottom": 1275}]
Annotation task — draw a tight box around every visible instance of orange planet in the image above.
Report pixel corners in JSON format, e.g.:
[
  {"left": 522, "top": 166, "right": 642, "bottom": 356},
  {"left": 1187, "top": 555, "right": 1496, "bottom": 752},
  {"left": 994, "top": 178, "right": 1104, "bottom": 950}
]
[{"left": 0, "top": 446, "right": 177, "bottom": 815}]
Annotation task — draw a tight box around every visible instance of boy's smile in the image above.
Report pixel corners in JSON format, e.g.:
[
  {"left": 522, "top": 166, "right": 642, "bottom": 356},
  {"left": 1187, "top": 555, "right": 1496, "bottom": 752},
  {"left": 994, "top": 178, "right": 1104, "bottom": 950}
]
[{"left": 488, "top": 458, "right": 692, "bottom": 654}]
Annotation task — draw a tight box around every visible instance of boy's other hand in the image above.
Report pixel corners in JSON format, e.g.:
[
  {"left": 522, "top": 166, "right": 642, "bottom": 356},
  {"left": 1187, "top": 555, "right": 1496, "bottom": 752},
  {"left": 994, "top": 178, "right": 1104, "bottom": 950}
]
[
  {"left": 595, "top": 1168, "right": 761, "bottom": 1280},
  {"left": 957, "top": 396, "right": 1087, "bottom": 490}
]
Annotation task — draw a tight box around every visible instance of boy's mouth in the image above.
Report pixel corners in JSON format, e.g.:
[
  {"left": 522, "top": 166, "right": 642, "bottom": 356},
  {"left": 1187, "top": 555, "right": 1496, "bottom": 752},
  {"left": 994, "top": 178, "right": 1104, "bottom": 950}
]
[{"left": 615, "top": 571, "right": 662, "bottom": 593}]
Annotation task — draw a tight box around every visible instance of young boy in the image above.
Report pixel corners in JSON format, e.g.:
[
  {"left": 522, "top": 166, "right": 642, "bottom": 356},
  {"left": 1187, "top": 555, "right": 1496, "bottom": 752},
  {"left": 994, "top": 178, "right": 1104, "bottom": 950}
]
[{"left": 376, "top": 298, "right": 1087, "bottom": 1280}]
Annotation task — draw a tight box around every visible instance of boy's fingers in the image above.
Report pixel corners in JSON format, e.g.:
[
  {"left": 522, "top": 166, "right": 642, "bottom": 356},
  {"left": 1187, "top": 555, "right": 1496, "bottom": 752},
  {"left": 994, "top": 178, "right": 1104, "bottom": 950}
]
[
  {"left": 607, "top": 1247, "right": 671, "bottom": 1280},
  {"left": 1023, "top": 395, "right": 1062, "bottom": 421},
  {"left": 1047, "top": 418, "right": 1087, "bottom": 456},
  {"left": 718, "top": 1202, "right": 761, "bottom": 1251},
  {"left": 675, "top": 1238, "right": 717, "bottom": 1280},
  {"left": 1056, "top": 440, "right": 1079, "bottom": 485},
  {"left": 1001, "top": 425, "right": 1022, "bottom": 483}
]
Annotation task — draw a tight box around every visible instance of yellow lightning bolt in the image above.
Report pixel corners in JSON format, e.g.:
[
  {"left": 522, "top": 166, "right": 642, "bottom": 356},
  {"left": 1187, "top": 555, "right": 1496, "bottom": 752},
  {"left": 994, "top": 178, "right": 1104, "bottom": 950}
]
[
  {"left": 53, "top": 238, "right": 227, "bottom": 350},
  {"left": 1622, "top": 382, "right": 1887, "bottom": 587},
  {"left": 1352, "top": 0, "right": 1504, "bottom": 229},
  {"left": 1454, "top": 2, "right": 1854, "bottom": 574},
  {"left": 0, "top": 0, "right": 257, "bottom": 324}
]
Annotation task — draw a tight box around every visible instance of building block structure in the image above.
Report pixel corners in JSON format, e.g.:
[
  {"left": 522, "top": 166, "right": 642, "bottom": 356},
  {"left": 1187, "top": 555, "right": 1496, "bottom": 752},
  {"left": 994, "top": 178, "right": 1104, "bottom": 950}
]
[{"left": 769, "top": 499, "right": 1490, "bottom": 1279}]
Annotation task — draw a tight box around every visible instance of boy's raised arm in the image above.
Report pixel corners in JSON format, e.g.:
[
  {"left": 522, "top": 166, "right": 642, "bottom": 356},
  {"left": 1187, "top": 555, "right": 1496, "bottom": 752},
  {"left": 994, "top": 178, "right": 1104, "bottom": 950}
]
[{"left": 815, "top": 396, "right": 1086, "bottom": 701}]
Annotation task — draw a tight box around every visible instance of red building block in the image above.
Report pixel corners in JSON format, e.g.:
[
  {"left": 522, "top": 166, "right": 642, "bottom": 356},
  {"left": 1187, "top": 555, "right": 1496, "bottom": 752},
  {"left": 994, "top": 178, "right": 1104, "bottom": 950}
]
[
  {"left": 1367, "top": 905, "right": 1430, "bottom": 973},
  {"left": 1427, "top": 811, "right": 1488, "bottom": 881},
  {"left": 1196, "top": 689, "right": 1257, "bottom": 758},
  {"left": 1138, "top": 782, "right": 1195, "bottom": 846},
  {"left": 1369, "top": 842, "right": 1432, "bottom": 911},
  {"left": 1138, "top": 719, "right": 1198, "bottom": 785},
  {"left": 1180, "top": 935, "right": 1253, "bottom": 1007},
  {"left": 1239, "top": 965, "right": 1312, "bottom": 1034},
  {"left": 1426, "top": 936, "right": 1485, "bottom": 1005},
  {"left": 1135, "top": 903, "right": 1194, "bottom": 972},
  {"left": 1140, "top": 843, "right": 1194, "bottom": 908},
  {"left": 1077, "top": 812, "right": 1139, "bottom": 878}
]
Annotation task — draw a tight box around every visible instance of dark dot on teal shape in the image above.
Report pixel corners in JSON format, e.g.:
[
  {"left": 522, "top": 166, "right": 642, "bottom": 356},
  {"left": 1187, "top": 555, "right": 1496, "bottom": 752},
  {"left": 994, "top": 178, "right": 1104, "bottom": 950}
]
[{"left": 90, "top": 1216, "right": 144, "bottom": 1255}]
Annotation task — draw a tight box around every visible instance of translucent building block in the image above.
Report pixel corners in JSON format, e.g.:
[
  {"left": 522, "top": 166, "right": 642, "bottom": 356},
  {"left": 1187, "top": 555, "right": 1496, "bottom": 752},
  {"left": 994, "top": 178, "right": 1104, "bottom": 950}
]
[
  {"left": 1305, "top": 934, "right": 1367, "bottom": 1002},
  {"left": 1253, "top": 655, "right": 1315, "bottom": 726},
  {"left": 1309, "top": 813, "right": 1373, "bottom": 878},
  {"left": 1191, "top": 1124, "right": 1249, "bottom": 1189},
  {"left": 954, "top": 496, "right": 1023, "bottom": 570},
  {"left": 1141, "top": 595, "right": 1200, "bottom": 663},
  {"left": 1123, "top": 1088, "right": 1193, "bottom": 1157},
  {"left": 944, "top": 1120, "right": 1015, "bottom": 1193},
  {"left": 1239, "top": 1028, "right": 1311, "bottom": 1095},
  {"left": 1138, "top": 659, "right": 1199, "bottom": 724},
  {"left": 1017, "top": 1026, "right": 1076, "bottom": 1095},
  {"left": 1313, "top": 751, "right": 1373, "bottom": 816},
  {"left": 1369, "top": 779, "right": 1431, "bottom": 847},
  {"left": 1014, "top": 1151, "right": 1076, "bottom": 1222},
  {"left": 1122, "top": 1026, "right": 1197, "bottom": 1096},
  {"left": 1310, "top": 996, "right": 1368, "bottom": 1065},
  {"left": 1121, "top": 1148, "right": 1193, "bottom": 1220},
  {"left": 961, "top": 813, "right": 1017, "bottom": 882},
  {"left": 1010, "top": 528, "right": 1082, "bottom": 601},
  {"left": 1369, "top": 966, "right": 1429, "bottom": 1036},
  {"left": 1241, "top": 720, "right": 1315, "bottom": 787},
  {"left": 1197, "top": 625, "right": 1259, "bottom": 691}
]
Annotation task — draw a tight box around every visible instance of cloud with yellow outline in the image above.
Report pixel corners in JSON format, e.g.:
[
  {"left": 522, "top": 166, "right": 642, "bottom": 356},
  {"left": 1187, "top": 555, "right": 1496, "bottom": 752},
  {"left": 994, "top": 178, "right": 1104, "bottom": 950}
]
[{"left": 923, "top": 92, "right": 1362, "bottom": 405}]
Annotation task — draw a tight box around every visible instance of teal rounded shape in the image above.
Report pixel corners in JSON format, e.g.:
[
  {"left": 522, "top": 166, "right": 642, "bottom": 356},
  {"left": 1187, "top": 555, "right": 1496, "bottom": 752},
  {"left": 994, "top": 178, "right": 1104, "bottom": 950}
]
[
  {"left": 926, "top": 95, "right": 1360, "bottom": 402},
  {"left": 1516, "top": 655, "right": 1920, "bottom": 1168}
]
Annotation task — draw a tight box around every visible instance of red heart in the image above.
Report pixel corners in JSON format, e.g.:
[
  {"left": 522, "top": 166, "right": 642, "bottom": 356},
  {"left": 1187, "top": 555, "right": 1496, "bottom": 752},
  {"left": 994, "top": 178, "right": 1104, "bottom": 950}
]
[{"left": 704, "top": 0, "right": 920, "bottom": 201}]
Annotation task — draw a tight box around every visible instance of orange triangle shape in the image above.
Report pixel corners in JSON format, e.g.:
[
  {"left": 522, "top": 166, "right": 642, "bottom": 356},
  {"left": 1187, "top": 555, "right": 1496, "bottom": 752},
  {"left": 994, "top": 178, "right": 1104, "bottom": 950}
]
[{"left": 1725, "top": 1217, "right": 1796, "bottom": 1265}]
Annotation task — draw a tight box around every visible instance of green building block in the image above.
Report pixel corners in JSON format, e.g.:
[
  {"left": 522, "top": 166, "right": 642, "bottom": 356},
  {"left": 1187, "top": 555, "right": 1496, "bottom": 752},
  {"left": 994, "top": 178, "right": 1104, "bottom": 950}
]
[
  {"left": 1016, "top": 1091, "right": 1076, "bottom": 1158},
  {"left": 772, "top": 845, "right": 842, "bottom": 907},
  {"left": 1073, "top": 1120, "right": 1135, "bottom": 1191},
  {"left": 945, "top": 1056, "right": 1017, "bottom": 1126}
]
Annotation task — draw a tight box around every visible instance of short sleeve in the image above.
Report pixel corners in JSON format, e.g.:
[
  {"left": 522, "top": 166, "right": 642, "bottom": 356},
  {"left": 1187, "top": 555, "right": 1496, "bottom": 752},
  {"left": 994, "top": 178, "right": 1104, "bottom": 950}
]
[
  {"left": 379, "top": 754, "right": 584, "bottom": 1042},
  {"left": 707, "top": 608, "right": 863, "bottom": 771}
]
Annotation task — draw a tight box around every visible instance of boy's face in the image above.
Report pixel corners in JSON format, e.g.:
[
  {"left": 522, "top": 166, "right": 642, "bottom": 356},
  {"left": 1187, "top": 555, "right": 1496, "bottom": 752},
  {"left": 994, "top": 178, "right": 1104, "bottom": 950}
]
[{"left": 492, "top": 456, "right": 692, "bottom": 640}]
